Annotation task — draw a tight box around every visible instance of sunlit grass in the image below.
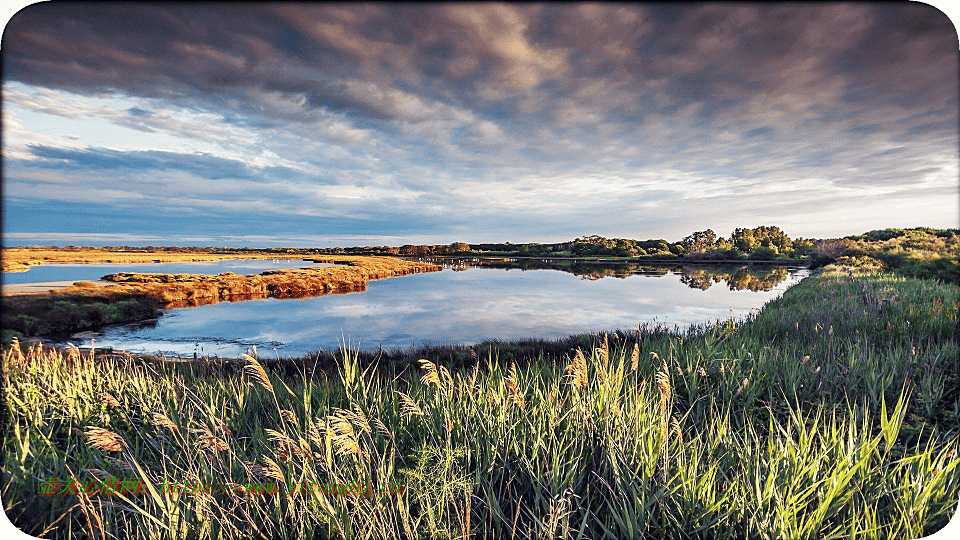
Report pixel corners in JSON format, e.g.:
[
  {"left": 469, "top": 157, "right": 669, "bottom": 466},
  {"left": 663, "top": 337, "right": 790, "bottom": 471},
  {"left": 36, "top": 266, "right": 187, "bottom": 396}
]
[{"left": 3, "top": 264, "right": 958, "bottom": 539}]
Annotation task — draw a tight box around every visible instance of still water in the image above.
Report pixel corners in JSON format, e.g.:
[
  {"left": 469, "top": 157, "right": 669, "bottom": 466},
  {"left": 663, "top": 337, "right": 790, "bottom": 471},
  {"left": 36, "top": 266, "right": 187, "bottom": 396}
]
[
  {"left": 64, "top": 262, "right": 809, "bottom": 358},
  {"left": 2, "top": 259, "right": 333, "bottom": 284}
]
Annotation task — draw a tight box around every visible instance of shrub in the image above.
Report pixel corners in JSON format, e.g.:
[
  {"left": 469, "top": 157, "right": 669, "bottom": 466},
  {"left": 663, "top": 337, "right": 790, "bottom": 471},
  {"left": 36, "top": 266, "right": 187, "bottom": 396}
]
[
  {"left": 809, "top": 239, "right": 849, "bottom": 268},
  {"left": 1, "top": 329, "right": 24, "bottom": 346},
  {"left": 748, "top": 246, "right": 778, "bottom": 260},
  {"left": 49, "top": 301, "right": 83, "bottom": 329}
]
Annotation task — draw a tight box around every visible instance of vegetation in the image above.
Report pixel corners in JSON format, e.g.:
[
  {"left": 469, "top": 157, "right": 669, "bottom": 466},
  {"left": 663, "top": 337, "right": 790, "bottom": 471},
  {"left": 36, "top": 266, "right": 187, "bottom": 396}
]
[
  {"left": 834, "top": 227, "right": 959, "bottom": 283},
  {"left": 309, "top": 226, "right": 819, "bottom": 262},
  {"left": 4, "top": 259, "right": 958, "bottom": 539},
  {"left": 99, "top": 256, "right": 438, "bottom": 307},
  {"left": 1, "top": 257, "right": 438, "bottom": 339},
  {"left": 2, "top": 247, "right": 320, "bottom": 273},
  {"left": 1, "top": 288, "right": 160, "bottom": 341}
]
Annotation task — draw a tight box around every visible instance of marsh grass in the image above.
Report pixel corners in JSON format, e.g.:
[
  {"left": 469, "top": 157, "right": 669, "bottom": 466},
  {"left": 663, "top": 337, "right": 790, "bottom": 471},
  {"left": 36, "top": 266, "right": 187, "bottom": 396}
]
[{"left": 2, "top": 265, "right": 959, "bottom": 538}]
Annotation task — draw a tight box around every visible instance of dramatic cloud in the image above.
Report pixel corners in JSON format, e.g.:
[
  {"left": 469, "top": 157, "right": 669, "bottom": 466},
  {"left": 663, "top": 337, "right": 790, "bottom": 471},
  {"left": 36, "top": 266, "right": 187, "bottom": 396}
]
[{"left": 2, "top": 2, "right": 957, "bottom": 246}]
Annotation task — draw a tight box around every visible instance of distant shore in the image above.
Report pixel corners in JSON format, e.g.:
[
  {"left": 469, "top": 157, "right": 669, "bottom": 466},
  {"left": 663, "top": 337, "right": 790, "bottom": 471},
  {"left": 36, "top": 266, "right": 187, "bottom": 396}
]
[
  {"left": 413, "top": 254, "right": 807, "bottom": 266},
  {"left": 1, "top": 247, "right": 310, "bottom": 273}
]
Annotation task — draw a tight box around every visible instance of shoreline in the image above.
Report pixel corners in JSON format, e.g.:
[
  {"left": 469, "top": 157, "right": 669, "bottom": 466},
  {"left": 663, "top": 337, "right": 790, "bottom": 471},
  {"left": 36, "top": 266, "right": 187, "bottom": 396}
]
[
  {"left": 1, "top": 279, "right": 116, "bottom": 296},
  {"left": 1, "top": 248, "right": 313, "bottom": 273}
]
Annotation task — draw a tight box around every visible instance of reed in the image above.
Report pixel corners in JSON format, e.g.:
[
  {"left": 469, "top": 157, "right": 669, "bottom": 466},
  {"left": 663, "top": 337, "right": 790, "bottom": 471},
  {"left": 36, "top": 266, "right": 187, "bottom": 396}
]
[{"left": 2, "top": 263, "right": 958, "bottom": 539}]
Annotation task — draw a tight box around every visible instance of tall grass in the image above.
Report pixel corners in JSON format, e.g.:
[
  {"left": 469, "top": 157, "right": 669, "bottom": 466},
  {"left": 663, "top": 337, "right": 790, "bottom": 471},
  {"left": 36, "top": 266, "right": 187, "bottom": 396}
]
[{"left": 3, "top": 264, "right": 958, "bottom": 539}]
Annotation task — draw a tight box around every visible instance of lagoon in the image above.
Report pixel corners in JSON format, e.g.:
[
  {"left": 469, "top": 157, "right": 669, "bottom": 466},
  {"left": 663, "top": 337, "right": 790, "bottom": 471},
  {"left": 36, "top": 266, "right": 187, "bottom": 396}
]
[
  {"left": 2, "top": 258, "right": 334, "bottom": 285},
  {"left": 63, "top": 262, "right": 810, "bottom": 358}
]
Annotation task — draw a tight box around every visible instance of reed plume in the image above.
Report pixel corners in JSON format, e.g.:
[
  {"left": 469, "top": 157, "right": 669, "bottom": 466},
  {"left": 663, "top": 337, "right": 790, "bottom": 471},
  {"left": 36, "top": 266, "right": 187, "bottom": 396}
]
[
  {"left": 105, "top": 456, "right": 134, "bottom": 474},
  {"left": 85, "top": 427, "right": 127, "bottom": 452},
  {"left": 420, "top": 359, "right": 441, "bottom": 388},
  {"left": 630, "top": 343, "right": 639, "bottom": 372},
  {"left": 262, "top": 456, "right": 285, "bottom": 483},
  {"left": 265, "top": 428, "right": 301, "bottom": 461},
  {"left": 397, "top": 391, "right": 425, "bottom": 417},
  {"left": 567, "top": 350, "right": 588, "bottom": 390},
  {"left": 655, "top": 357, "right": 672, "bottom": 483},
  {"left": 279, "top": 409, "right": 298, "bottom": 424},
  {"left": 9, "top": 337, "right": 25, "bottom": 364},
  {"left": 327, "top": 409, "right": 362, "bottom": 457},
  {"left": 196, "top": 426, "right": 229, "bottom": 452},
  {"left": 351, "top": 404, "right": 372, "bottom": 434},
  {"left": 249, "top": 457, "right": 285, "bottom": 483},
  {"left": 242, "top": 354, "right": 274, "bottom": 393},
  {"left": 506, "top": 362, "right": 526, "bottom": 409},
  {"left": 101, "top": 393, "right": 121, "bottom": 408},
  {"left": 372, "top": 417, "right": 393, "bottom": 439}
]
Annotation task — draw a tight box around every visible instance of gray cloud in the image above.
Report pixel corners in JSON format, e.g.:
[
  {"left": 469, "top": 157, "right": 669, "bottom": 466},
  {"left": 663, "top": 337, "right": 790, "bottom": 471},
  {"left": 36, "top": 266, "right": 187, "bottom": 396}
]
[{"left": 2, "top": 3, "right": 957, "bottom": 244}]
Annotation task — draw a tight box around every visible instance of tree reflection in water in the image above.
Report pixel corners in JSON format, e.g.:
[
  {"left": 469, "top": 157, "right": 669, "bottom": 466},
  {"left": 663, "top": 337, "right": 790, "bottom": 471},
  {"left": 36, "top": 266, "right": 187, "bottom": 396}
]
[{"left": 421, "top": 258, "right": 796, "bottom": 292}]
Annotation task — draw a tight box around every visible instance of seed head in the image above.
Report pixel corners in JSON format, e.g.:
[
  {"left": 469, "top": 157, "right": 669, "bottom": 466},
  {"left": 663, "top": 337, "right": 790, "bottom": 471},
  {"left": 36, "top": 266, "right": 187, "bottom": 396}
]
[
  {"left": 85, "top": 426, "right": 127, "bottom": 452},
  {"left": 242, "top": 354, "right": 274, "bottom": 393}
]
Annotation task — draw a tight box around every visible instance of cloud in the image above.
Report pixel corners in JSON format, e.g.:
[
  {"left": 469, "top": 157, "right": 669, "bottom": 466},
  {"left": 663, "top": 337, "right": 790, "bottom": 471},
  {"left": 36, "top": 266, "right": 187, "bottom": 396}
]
[{"left": 2, "top": 3, "right": 957, "bottom": 245}]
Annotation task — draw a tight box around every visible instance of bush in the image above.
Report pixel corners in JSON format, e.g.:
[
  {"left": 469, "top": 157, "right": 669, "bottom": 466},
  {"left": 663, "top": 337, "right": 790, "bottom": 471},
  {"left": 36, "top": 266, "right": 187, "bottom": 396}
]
[
  {"left": 82, "top": 303, "right": 111, "bottom": 325},
  {"left": 2, "top": 314, "right": 39, "bottom": 335},
  {"left": 748, "top": 246, "right": 778, "bottom": 260},
  {"left": 808, "top": 239, "right": 849, "bottom": 268},
  {"left": 1, "top": 329, "right": 24, "bottom": 346},
  {"left": 49, "top": 301, "right": 83, "bottom": 329}
]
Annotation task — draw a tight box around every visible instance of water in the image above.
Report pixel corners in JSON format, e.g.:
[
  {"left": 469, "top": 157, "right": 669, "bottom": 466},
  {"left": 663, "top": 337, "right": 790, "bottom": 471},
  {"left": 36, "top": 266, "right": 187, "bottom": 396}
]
[
  {"left": 2, "top": 259, "right": 334, "bottom": 284},
  {"left": 62, "top": 263, "right": 810, "bottom": 358}
]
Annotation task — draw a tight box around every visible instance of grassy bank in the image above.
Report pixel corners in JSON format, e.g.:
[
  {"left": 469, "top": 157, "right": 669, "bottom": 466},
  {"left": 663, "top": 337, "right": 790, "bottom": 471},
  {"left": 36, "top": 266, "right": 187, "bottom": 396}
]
[
  {"left": 1, "top": 285, "right": 161, "bottom": 343},
  {"left": 3, "top": 264, "right": 958, "bottom": 539}
]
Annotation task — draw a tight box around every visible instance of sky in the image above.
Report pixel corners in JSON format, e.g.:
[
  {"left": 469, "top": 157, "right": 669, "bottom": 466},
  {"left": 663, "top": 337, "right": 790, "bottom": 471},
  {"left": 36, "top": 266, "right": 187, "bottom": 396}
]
[{"left": 2, "top": 2, "right": 958, "bottom": 248}]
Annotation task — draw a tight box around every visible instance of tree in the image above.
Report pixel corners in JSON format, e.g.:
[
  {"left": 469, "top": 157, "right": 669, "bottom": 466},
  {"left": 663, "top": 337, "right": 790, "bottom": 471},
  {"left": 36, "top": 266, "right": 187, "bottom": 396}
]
[
  {"left": 681, "top": 229, "right": 717, "bottom": 254},
  {"left": 731, "top": 228, "right": 758, "bottom": 252}
]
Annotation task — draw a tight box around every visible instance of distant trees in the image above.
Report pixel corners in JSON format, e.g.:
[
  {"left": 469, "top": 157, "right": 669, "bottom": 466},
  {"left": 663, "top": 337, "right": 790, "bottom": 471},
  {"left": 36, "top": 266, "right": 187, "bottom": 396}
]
[
  {"left": 681, "top": 229, "right": 718, "bottom": 255},
  {"left": 305, "top": 225, "right": 834, "bottom": 263}
]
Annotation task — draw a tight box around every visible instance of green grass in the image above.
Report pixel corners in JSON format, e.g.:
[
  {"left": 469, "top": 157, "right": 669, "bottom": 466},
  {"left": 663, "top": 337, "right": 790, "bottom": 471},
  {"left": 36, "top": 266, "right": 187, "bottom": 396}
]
[{"left": 3, "top": 264, "right": 959, "bottom": 539}]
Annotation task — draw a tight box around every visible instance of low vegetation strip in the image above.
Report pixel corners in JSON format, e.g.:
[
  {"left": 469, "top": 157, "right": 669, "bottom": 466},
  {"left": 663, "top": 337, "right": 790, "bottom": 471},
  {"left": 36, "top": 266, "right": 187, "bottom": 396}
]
[
  {"left": 3, "top": 262, "right": 958, "bottom": 539},
  {"left": 1, "top": 247, "right": 311, "bottom": 273}
]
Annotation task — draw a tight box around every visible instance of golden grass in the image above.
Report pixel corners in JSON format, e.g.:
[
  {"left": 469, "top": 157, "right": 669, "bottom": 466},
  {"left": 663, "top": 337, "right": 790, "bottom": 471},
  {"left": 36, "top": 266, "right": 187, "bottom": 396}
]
[
  {"left": 566, "top": 349, "right": 589, "bottom": 390},
  {"left": 1, "top": 247, "right": 307, "bottom": 273},
  {"left": 87, "top": 256, "right": 439, "bottom": 307},
  {"left": 85, "top": 427, "right": 127, "bottom": 452},
  {"left": 242, "top": 354, "right": 275, "bottom": 393}
]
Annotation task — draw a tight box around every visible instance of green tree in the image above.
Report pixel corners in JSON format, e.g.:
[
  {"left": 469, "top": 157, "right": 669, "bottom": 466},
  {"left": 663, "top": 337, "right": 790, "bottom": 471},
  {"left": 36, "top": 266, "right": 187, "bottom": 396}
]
[
  {"left": 731, "top": 228, "right": 758, "bottom": 252},
  {"left": 682, "top": 229, "right": 717, "bottom": 254}
]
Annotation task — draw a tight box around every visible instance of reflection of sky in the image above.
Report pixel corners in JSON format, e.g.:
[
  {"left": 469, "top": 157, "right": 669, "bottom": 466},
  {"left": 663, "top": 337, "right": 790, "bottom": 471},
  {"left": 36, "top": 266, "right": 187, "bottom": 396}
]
[
  {"left": 69, "top": 266, "right": 809, "bottom": 357},
  {"left": 2, "top": 259, "right": 331, "bottom": 284}
]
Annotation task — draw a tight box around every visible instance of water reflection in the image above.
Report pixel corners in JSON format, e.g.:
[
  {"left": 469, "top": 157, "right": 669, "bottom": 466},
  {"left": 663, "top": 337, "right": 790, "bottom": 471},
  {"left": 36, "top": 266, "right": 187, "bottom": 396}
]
[
  {"left": 2, "top": 259, "right": 333, "bottom": 285},
  {"left": 67, "top": 261, "right": 809, "bottom": 357},
  {"left": 415, "top": 258, "right": 794, "bottom": 291}
]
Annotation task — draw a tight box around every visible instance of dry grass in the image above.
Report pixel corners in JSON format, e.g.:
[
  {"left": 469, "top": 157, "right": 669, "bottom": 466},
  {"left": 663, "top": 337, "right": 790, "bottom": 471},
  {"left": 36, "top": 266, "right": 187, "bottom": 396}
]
[
  {"left": 1, "top": 247, "right": 307, "bottom": 273},
  {"left": 94, "top": 256, "right": 439, "bottom": 307}
]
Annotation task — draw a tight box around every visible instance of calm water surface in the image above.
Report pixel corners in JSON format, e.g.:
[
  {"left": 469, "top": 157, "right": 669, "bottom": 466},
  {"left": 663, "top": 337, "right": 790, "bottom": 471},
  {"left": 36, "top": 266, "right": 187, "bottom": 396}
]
[
  {"left": 3, "top": 259, "right": 333, "bottom": 284},
  {"left": 64, "top": 264, "right": 810, "bottom": 358}
]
